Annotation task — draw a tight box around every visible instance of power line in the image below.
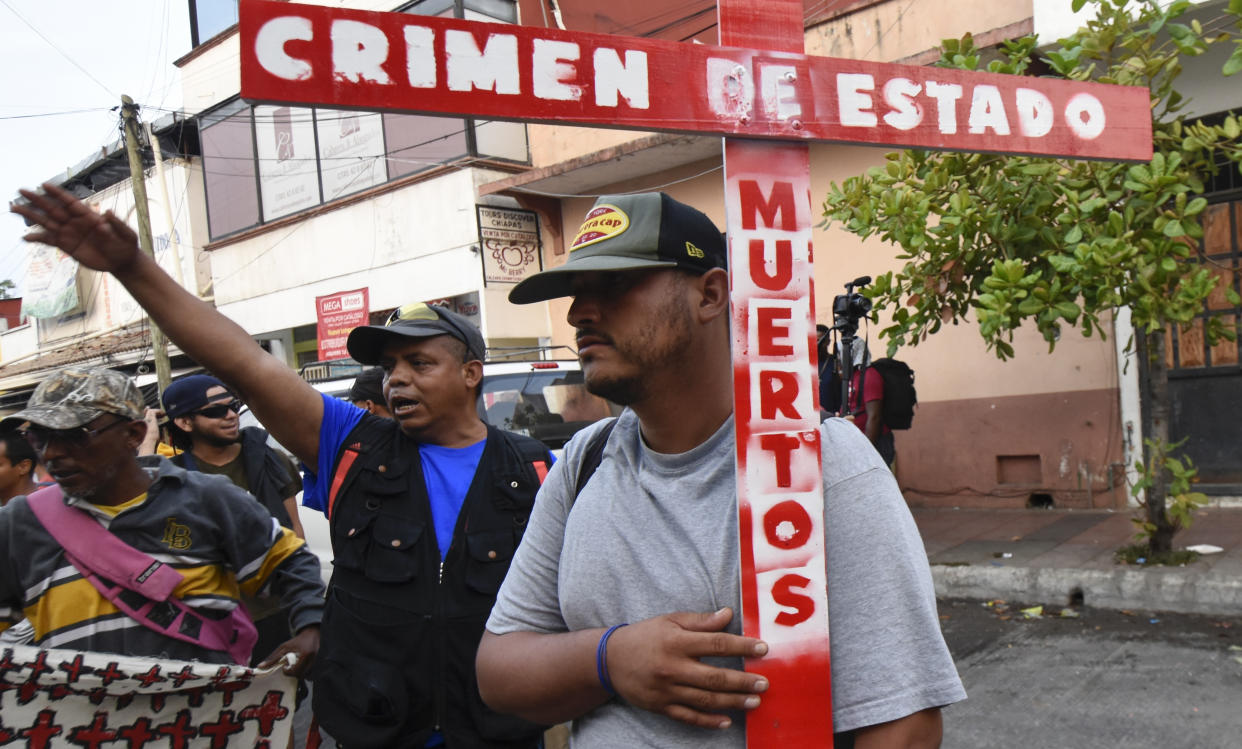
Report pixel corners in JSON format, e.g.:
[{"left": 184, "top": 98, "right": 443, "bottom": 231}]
[
  {"left": 0, "top": 107, "right": 113, "bottom": 121},
  {"left": 0, "top": 0, "right": 115, "bottom": 100}
]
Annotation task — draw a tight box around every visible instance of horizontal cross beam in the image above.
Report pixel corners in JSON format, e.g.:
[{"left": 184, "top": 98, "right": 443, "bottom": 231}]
[{"left": 240, "top": 1, "right": 1152, "bottom": 162}]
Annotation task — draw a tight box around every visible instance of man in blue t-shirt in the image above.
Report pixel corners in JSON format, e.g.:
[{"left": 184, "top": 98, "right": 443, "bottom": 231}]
[{"left": 11, "top": 183, "right": 551, "bottom": 748}]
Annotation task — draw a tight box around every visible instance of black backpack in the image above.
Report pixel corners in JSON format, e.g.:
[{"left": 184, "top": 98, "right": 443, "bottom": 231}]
[{"left": 869, "top": 358, "right": 917, "bottom": 430}]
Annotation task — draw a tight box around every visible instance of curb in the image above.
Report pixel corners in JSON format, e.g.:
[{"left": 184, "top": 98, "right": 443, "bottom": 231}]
[{"left": 930, "top": 564, "right": 1242, "bottom": 616}]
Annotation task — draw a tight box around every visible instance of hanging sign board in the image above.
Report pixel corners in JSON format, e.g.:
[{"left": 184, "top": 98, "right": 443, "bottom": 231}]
[{"left": 476, "top": 205, "right": 542, "bottom": 284}]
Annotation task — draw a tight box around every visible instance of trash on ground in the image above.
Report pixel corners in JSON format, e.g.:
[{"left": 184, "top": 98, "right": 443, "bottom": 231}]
[
  {"left": 1060, "top": 608, "right": 1081, "bottom": 618},
  {"left": 1020, "top": 605, "right": 1043, "bottom": 619},
  {"left": 1185, "top": 544, "right": 1224, "bottom": 554}
]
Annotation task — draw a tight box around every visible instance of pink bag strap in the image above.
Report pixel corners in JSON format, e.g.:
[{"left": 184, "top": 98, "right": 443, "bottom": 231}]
[
  {"left": 25, "top": 485, "right": 257, "bottom": 665},
  {"left": 26, "top": 485, "right": 182, "bottom": 601}
]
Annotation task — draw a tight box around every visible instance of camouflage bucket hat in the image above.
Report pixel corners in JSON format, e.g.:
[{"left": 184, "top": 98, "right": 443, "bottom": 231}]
[{"left": 1, "top": 367, "right": 144, "bottom": 430}]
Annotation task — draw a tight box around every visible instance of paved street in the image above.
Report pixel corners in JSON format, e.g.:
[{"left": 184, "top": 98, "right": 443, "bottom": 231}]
[{"left": 939, "top": 597, "right": 1242, "bottom": 749}]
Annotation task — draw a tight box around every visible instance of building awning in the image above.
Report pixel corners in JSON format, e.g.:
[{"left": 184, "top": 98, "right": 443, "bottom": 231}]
[{"left": 0, "top": 326, "right": 185, "bottom": 411}]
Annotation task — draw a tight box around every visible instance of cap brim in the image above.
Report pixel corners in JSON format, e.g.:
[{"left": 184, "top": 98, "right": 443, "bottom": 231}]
[
  {"left": 346, "top": 323, "right": 462, "bottom": 364},
  {"left": 508, "top": 255, "right": 679, "bottom": 304},
  {"left": 0, "top": 404, "right": 100, "bottom": 431}
]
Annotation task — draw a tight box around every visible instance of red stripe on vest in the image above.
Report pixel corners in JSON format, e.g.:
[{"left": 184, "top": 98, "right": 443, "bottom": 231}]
[
  {"left": 327, "top": 445, "right": 362, "bottom": 520},
  {"left": 533, "top": 460, "right": 549, "bottom": 484}
]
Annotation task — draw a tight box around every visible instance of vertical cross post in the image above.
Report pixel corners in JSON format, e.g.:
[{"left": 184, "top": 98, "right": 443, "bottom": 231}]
[{"left": 719, "top": 0, "right": 833, "bottom": 745}]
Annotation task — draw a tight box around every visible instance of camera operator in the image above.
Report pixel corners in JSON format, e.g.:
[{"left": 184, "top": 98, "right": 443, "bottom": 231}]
[
  {"left": 848, "top": 343, "right": 895, "bottom": 467},
  {"left": 828, "top": 277, "right": 895, "bottom": 468}
]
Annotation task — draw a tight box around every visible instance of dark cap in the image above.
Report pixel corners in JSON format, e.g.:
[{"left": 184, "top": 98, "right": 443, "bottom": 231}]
[
  {"left": 161, "top": 374, "right": 232, "bottom": 419},
  {"left": 348, "top": 367, "right": 386, "bottom": 403},
  {"left": 0, "top": 367, "right": 144, "bottom": 430},
  {"left": 347, "top": 302, "right": 486, "bottom": 364},
  {"left": 508, "top": 192, "right": 726, "bottom": 304}
]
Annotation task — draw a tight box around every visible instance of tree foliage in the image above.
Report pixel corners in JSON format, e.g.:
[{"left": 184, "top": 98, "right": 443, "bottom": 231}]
[
  {"left": 822, "top": 0, "right": 1242, "bottom": 553},
  {"left": 824, "top": 0, "right": 1242, "bottom": 360},
  {"left": 0, "top": 279, "right": 12, "bottom": 300}
]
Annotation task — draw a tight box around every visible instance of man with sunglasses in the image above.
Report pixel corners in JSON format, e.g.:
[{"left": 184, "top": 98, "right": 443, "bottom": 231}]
[
  {"left": 11, "top": 183, "right": 553, "bottom": 748},
  {"left": 162, "top": 374, "right": 306, "bottom": 540},
  {"left": 162, "top": 373, "right": 309, "bottom": 673},
  {"left": 0, "top": 367, "right": 325, "bottom": 671}
]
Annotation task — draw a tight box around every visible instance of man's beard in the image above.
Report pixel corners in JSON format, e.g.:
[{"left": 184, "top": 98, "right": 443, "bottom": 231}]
[
  {"left": 198, "top": 430, "right": 239, "bottom": 448},
  {"left": 583, "top": 293, "right": 694, "bottom": 406}
]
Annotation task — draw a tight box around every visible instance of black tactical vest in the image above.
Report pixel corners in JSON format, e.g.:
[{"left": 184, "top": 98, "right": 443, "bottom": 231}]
[{"left": 311, "top": 415, "right": 550, "bottom": 748}]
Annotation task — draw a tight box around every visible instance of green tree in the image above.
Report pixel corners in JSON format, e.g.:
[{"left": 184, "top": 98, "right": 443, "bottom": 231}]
[
  {"left": 0, "top": 279, "right": 13, "bottom": 300},
  {"left": 823, "top": 0, "right": 1242, "bottom": 554}
]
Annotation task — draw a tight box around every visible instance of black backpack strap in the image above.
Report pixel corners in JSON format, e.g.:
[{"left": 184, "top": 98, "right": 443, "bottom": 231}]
[
  {"left": 573, "top": 418, "right": 617, "bottom": 501},
  {"left": 508, "top": 431, "right": 555, "bottom": 485}
]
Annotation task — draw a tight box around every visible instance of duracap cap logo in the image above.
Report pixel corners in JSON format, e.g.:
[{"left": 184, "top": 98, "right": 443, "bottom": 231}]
[{"left": 570, "top": 204, "right": 629, "bottom": 251}]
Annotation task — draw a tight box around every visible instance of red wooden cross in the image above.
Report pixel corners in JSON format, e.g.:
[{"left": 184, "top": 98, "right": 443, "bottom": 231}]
[{"left": 239, "top": 1, "right": 1151, "bottom": 744}]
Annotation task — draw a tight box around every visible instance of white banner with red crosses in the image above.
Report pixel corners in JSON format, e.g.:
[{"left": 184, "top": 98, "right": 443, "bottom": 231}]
[{"left": 0, "top": 645, "right": 295, "bottom": 747}]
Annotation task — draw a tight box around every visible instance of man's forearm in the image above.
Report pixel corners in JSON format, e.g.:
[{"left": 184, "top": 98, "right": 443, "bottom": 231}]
[
  {"left": 854, "top": 708, "right": 943, "bottom": 749},
  {"left": 112, "top": 246, "right": 322, "bottom": 463},
  {"left": 115, "top": 253, "right": 270, "bottom": 389},
  {"left": 283, "top": 496, "right": 306, "bottom": 539},
  {"left": 476, "top": 629, "right": 611, "bottom": 724}
]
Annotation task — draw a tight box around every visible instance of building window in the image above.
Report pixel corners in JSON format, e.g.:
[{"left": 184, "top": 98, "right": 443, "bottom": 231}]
[
  {"left": 200, "top": 100, "right": 260, "bottom": 238},
  {"left": 200, "top": 100, "right": 526, "bottom": 241},
  {"left": 197, "top": 0, "right": 526, "bottom": 240},
  {"left": 384, "top": 114, "right": 469, "bottom": 180},
  {"left": 188, "top": 0, "right": 238, "bottom": 47}
]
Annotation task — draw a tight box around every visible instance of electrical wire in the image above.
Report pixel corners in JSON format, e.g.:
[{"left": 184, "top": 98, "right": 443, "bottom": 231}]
[
  {"left": 858, "top": 0, "right": 921, "bottom": 61},
  {"left": 506, "top": 163, "right": 724, "bottom": 199},
  {"left": 0, "top": 0, "right": 115, "bottom": 99}
]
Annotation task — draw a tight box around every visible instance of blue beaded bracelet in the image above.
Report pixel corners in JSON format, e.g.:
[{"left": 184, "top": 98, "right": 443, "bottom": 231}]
[{"left": 596, "top": 623, "right": 629, "bottom": 696}]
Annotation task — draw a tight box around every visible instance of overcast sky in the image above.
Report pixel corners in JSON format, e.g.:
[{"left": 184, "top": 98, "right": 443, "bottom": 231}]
[{"left": 0, "top": 0, "right": 189, "bottom": 296}]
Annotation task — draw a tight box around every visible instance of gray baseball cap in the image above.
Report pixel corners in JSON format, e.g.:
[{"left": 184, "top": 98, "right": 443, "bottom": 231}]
[
  {"left": 1, "top": 367, "right": 144, "bottom": 430},
  {"left": 508, "top": 192, "right": 726, "bottom": 304}
]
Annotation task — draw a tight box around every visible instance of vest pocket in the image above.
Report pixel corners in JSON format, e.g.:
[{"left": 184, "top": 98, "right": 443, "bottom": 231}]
[
  {"left": 463, "top": 529, "right": 518, "bottom": 595},
  {"left": 365, "top": 515, "right": 424, "bottom": 584},
  {"left": 313, "top": 587, "right": 433, "bottom": 747}
]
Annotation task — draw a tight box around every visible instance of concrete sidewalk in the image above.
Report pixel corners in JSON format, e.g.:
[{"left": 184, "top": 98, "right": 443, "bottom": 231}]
[{"left": 911, "top": 507, "right": 1242, "bottom": 615}]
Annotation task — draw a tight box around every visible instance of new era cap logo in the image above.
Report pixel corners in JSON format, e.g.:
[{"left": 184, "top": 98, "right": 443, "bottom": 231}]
[
  {"left": 685, "top": 241, "right": 704, "bottom": 259},
  {"left": 571, "top": 204, "right": 629, "bottom": 251}
]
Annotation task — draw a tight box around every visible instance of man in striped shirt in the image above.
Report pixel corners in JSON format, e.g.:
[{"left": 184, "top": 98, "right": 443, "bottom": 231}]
[{"left": 0, "top": 367, "right": 324, "bottom": 670}]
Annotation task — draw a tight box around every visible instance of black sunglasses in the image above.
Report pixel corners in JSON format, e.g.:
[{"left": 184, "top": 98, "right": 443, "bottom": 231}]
[
  {"left": 193, "top": 399, "right": 243, "bottom": 419},
  {"left": 21, "top": 417, "right": 130, "bottom": 450}
]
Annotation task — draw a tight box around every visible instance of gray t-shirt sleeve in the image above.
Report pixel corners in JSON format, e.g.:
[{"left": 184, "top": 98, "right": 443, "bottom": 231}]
[{"left": 819, "top": 418, "right": 967, "bottom": 732}]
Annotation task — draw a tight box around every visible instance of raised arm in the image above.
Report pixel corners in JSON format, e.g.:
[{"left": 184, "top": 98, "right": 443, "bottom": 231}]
[
  {"left": 12, "top": 183, "right": 324, "bottom": 466},
  {"left": 477, "top": 608, "right": 770, "bottom": 730}
]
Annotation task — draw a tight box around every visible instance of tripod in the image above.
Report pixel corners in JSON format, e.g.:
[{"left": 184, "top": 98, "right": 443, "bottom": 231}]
[{"left": 823, "top": 275, "right": 871, "bottom": 418}]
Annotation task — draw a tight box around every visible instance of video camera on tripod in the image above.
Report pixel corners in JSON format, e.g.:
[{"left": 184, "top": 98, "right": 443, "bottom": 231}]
[
  {"left": 832, "top": 275, "right": 873, "bottom": 336},
  {"left": 818, "top": 276, "right": 873, "bottom": 417}
]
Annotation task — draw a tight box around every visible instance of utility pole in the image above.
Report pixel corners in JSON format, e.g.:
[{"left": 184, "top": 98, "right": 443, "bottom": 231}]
[{"left": 120, "top": 95, "right": 172, "bottom": 393}]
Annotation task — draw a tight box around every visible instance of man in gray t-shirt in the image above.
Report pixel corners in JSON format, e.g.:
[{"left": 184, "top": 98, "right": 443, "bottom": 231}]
[{"left": 478, "top": 192, "right": 965, "bottom": 748}]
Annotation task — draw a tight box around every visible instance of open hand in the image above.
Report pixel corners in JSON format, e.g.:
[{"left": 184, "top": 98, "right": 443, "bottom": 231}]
[
  {"left": 606, "top": 608, "right": 769, "bottom": 730},
  {"left": 11, "top": 183, "right": 143, "bottom": 275}
]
